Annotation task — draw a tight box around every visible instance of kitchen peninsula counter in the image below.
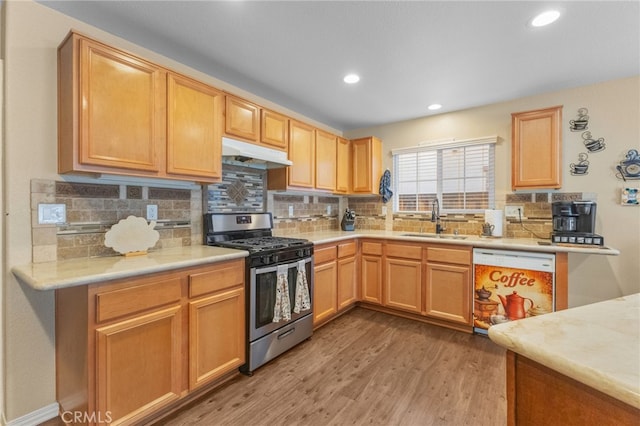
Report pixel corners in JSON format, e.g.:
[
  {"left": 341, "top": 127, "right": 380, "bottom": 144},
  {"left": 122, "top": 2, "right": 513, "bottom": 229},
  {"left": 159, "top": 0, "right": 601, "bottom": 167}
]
[
  {"left": 284, "top": 229, "right": 620, "bottom": 256},
  {"left": 12, "top": 245, "right": 248, "bottom": 291},
  {"left": 489, "top": 293, "right": 639, "bottom": 422}
]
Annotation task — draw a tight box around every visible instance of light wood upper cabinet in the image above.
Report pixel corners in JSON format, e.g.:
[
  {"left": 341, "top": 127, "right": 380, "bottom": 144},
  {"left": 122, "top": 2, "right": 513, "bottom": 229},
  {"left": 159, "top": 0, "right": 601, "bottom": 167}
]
[
  {"left": 511, "top": 106, "right": 563, "bottom": 190},
  {"left": 59, "top": 33, "right": 164, "bottom": 175},
  {"left": 261, "top": 109, "right": 289, "bottom": 151},
  {"left": 269, "top": 120, "right": 315, "bottom": 189},
  {"left": 336, "top": 137, "right": 351, "bottom": 194},
  {"left": 315, "top": 130, "right": 337, "bottom": 191},
  {"left": 224, "top": 95, "right": 260, "bottom": 142},
  {"left": 352, "top": 136, "right": 383, "bottom": 194},
  {"left": 167, "top": 74, "right": 223, "bottom": 179},
  {"left": 58, "top": 31, "right": 223, "bottom": 183}
]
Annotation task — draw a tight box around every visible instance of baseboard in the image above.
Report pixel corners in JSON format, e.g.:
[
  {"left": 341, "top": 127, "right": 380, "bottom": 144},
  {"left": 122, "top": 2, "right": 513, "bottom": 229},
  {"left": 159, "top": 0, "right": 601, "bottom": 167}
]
[{"left": 5, "top": 403, "right": 59, "bottom": 426}]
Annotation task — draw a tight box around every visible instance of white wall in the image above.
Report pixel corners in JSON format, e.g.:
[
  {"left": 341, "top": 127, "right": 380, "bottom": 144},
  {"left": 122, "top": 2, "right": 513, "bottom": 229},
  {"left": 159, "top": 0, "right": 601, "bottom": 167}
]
[
  {"left": 345, "top": 76, "right": 640, "bottom": 307},
  {"left": 2, "top": 0, "right": 639, "bottom": 421}
]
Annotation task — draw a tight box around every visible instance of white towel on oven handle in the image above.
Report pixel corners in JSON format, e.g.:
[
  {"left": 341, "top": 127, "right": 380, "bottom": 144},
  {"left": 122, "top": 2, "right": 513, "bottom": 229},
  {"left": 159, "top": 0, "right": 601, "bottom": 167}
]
[
  {"left": 293, "top": 260, "right": 311, "bottom": 313},
  {"left": 273, "top": 264, "right": 291, "bottom": 322}
]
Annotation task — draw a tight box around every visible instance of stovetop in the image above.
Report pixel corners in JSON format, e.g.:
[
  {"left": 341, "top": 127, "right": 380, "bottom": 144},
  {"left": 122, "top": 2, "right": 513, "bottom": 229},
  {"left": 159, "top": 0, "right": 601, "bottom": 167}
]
[{"left": 213, "top": 236, "right": 312, "bottom": 253}]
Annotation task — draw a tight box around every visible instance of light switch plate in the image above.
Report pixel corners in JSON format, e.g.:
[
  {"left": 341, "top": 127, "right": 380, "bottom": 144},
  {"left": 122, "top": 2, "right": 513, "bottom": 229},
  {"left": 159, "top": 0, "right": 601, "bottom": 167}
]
[
  {"left": 38, "top": 203, "right": 66, "bottom": 224},
  {"left": 288, "top": 205, "right": 294, "bottom": 217},
  {"left": 146, "top": 204, "right": 158, "bottom": 221}
]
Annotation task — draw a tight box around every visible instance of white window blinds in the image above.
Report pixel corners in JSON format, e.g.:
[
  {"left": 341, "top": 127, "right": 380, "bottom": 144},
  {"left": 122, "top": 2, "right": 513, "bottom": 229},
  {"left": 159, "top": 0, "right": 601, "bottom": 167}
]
[{"left": 392, "top": 137, "right": 496, "bottom": 213}]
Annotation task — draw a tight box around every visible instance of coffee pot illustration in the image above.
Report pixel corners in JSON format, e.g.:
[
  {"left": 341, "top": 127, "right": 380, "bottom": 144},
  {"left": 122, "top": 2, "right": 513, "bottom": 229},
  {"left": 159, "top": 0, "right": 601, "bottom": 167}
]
[{"left": 498, "top": 291, "right": 534, "bottom": 320}]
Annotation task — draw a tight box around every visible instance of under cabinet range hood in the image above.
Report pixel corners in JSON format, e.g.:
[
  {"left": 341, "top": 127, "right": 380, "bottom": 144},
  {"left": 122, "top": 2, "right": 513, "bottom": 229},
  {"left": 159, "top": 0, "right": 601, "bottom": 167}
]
[{"left": 221, "top": 137, "right": 292, "bottom": 169}]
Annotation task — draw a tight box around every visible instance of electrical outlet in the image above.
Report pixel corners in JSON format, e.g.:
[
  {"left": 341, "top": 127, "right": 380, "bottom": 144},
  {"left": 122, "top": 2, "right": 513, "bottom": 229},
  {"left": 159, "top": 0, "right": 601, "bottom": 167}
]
[
  {"left": 505, "top": 205, "right": 523, "bottom": 218},
  {"left": 381, "top": 206, "right": 388, "bottom": 216},
  {"left": 288, "top": 205, "right": 294, "bottom": 217},
  {"left": 326, "top": 205, "right": 332, "bottom": 215},
  {"left": 146, "top": 204, "right": 158, "bottom": 221}
]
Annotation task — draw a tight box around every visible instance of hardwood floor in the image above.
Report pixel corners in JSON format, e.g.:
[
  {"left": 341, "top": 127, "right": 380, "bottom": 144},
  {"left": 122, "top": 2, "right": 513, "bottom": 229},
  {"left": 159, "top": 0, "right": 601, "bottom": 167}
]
[{"left": 159, "top": 308, "right": 507, "bottom": 426}]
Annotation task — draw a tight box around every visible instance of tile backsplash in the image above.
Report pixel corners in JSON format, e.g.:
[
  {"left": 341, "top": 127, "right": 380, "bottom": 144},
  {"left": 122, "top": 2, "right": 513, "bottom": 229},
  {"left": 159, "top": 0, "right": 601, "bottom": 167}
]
[
  {"left": 30, "top": 167, "right": 595, "bottom": 263},
  {"left": 31, "top": 179, "right": 201, "bottom": 262}
]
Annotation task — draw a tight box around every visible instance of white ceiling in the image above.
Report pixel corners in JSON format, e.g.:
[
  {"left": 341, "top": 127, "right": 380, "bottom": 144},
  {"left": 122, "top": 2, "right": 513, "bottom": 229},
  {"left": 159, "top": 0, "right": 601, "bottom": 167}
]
[{"left": 37, "top": 1, "right": 640, "bottom": 131}]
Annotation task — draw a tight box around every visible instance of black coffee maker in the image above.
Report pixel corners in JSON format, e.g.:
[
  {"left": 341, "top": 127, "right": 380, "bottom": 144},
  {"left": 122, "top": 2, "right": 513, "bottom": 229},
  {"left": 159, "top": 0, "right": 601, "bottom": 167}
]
[{"left": 551, "top": 201, "right": 603, "bottom": 245}]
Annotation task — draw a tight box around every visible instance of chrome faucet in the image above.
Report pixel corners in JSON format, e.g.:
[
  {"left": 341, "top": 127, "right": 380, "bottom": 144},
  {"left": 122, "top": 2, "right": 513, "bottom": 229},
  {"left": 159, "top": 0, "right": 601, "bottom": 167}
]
[{"left": 431, "top": 199, "right": 445, "bottom": 234}]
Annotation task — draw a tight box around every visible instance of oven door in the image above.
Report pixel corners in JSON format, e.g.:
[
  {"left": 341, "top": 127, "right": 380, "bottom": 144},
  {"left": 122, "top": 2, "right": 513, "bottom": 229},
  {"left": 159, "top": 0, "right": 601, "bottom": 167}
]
[{"left": 249, "top": 257, "right": 313, "bottom": 342}]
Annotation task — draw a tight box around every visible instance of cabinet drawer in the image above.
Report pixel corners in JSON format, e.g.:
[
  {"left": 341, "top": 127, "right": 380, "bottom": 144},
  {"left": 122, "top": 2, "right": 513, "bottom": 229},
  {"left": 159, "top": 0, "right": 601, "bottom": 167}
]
[
  {"left": 314, "top": 245, "right": 337, "bottom": 264},
  {"left": 337, "top": 240, "right": 357, "bottom": 258},
  {"left": 386, "top": 243, "right": 422, "bottom": 260},
  {"left": 189, "top": 260, "right": 245, "bottom": 298},
  {"left": 426, "top": 247, "right": 471, "bottom": 265},
  {"left": 96, "top": 278, "right": 182, "bottom": 323},
  {"left": 361, "top": 241, "right": 383, "bottom": 256}
]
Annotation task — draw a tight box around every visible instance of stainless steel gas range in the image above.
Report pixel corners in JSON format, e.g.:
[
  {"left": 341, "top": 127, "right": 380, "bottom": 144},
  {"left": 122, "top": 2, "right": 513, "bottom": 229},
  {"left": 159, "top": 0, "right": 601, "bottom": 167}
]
[{"left": 204, "top": 212, "right": 314, "bottom": 375}]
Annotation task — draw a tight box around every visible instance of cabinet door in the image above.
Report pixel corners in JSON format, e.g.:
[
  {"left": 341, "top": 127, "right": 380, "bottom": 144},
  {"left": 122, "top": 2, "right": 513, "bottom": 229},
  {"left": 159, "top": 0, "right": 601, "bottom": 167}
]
[
  {"left": 511, "top": 106, "right": 562, "bottom": 190},
  {"left": 313, "top": 261, "right": 338, "bottom": 325},
  {"left": 288, "top": 120, "right": 316, "bottom": 188},
  {"left": 225, "top": 95, "right": 259, "bottom": 142},
  {"left": 351, "top": 137, "right": 382, "bottom": 194},
  {"left": 95, "top": 305, "right": 182, "bottom": 425},
  {"left": 337, "top": 256, "right": 357, "bottom": 310},
  {"left": 336, "top": 137, "right": 351, "bottom": 194},
  {"left": 77, "top": 37, "right": 164, "bottom": 172},
  {"left": 361, "top": 255, "right": 383, "bottom": 305},
  {"left": 315, "top": 130, "right": 337, "bottom": 191},
  {"left": 385, "top": 258, "right": 422, "bottom": 313},
  {"left": 167, "top": 73, "right": 223, "bottom": 180},
  {"left": 425, "top": 263, "right": 471, "bottom": 325},
  {"left": 189, "top": 286, "right": 245, "bottom": 390},
  {"left": 261, "top": 109, "right": 289, "bottom": 151}
]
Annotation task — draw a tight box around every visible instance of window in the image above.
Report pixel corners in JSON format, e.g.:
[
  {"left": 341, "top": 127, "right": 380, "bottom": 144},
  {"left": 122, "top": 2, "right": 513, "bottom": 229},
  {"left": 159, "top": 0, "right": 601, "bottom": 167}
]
[{"left": 392, "top": 137, "right": 496, "bottom": 213}]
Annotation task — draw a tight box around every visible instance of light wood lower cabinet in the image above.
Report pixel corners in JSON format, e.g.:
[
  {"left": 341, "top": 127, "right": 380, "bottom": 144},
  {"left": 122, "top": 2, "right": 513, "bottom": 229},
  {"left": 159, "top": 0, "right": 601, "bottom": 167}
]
[
  {"left": 55, "top": 259, "right": 245, "bottom": 425},
  {"left": 95, "top": 306, "right": 182, "bottom": 424},
  {"left": 189, "top": 286, "right": 245, "bottom": 390},
  {"left": 360, "top": 241, "right": 383, "bottom": 305},
  {"left": 337, "top": 241, "right": 358, "bottom": 310},
  {"left": 384, "top": 243, "right": 423, "bottom": 314},
  {"left": 313, "top": 240, "right": 358, "bottom": 326},
  {"left": 313, "top": 261, "right": 338, "bottom": 325},
  {"left": 424, "top": 246, "right": 472, "bottom": 326},
  {"left": 506, "top": 351, "right": 639, "bottom": 425}
]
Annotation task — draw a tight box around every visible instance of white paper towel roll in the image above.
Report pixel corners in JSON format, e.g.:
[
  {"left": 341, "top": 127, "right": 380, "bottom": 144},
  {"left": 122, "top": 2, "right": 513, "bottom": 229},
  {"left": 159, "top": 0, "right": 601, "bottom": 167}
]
[{"left": 484, "top": 209, "right": 504, "bottom": 237}]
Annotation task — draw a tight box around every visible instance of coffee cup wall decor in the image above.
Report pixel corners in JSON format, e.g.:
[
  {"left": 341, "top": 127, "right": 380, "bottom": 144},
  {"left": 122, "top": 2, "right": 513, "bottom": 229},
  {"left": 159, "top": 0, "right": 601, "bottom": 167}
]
[
  {"left": 581, "top": 131, "right": 606, "bottom": 152},
  {"left": 570, "top": 152, "right": 589, "bottom": 176},
  {"left": 569, "top": 107, "right": 589, "bottom": 131}
]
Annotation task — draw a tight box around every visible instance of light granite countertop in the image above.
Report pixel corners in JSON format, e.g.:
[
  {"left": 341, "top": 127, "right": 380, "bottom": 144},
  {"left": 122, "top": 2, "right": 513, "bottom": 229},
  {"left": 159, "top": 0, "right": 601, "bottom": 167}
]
[
  {"left": 488, "top": 293, "right": 640, "bottom": 409},
  {"left": 12, "top": 245, "right": 248, "bottom": 291},
  {"left": 13, "top": 231, "right": 618, "bottom": 292},
  {"left": 282, "top": 229, "right": 620, "bottom": 256}
]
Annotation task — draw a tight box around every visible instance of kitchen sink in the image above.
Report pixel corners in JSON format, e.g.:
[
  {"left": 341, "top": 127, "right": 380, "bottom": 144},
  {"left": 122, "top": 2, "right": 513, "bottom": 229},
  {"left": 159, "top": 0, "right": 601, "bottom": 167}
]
[{"left": 402, "top": 233, "right": 468, "bottom": 240}]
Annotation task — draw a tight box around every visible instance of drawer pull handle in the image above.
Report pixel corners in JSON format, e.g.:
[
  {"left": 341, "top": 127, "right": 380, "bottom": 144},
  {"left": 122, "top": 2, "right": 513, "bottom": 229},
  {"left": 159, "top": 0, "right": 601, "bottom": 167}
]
[{"left": 277, "top": 328, "right": 295, "bottom": 340}]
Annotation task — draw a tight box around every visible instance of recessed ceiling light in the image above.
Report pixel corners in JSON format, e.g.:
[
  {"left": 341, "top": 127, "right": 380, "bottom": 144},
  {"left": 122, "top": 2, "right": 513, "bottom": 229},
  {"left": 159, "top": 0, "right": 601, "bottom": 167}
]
[
  {"left": 530, "top": 10, "right": 560, "bottom": 27},
  {"left": 343, "top": 74, "right": 360, "bottom": 84},
  {"left": 428, "top": 104, "right": 442, "bottom": 111}
]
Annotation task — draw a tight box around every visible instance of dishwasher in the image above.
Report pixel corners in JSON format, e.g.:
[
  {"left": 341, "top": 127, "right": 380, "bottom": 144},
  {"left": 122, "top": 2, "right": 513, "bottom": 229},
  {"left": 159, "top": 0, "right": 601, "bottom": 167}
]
[{"left": 473, "top": 248, "right": 555, "bottom": 335}]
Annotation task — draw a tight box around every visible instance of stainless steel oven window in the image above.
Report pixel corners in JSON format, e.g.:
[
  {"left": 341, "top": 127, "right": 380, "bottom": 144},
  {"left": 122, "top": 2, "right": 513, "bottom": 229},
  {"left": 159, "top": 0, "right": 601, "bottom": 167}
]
[{"left": 249, "top": 257, "right": 313, "bottom": 342}]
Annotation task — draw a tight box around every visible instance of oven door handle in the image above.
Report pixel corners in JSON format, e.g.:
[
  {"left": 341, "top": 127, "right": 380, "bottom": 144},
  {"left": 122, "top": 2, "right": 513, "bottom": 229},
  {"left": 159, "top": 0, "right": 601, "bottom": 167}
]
[{"left": 254, "top": 257, "right": 311, "bottom": 275}]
